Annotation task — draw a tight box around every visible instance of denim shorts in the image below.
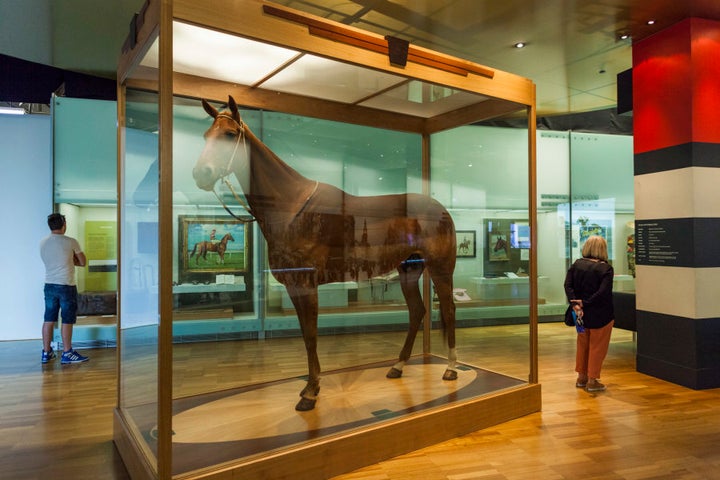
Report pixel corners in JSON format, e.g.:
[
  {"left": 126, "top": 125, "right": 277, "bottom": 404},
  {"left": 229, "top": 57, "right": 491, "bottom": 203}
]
[{"left": 44, "top": 283, "right": 78, "bottom": 324}]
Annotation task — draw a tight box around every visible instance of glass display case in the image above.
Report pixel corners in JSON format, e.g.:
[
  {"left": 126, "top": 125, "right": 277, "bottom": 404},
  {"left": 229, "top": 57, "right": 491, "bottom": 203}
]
[{"left": 115, "top": 1, "right": 539, "bottom": 478}]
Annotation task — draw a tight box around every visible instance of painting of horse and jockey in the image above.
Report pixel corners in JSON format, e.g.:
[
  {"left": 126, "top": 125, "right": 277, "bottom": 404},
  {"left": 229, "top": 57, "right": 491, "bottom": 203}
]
[{"left": 179, "top": 216, "right": 250, "bottom": 280}]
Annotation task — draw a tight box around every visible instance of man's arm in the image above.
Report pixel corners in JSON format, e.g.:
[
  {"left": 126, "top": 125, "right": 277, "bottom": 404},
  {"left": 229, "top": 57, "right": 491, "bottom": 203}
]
[{"left": 73, "top": 252, "right": 87, "bottom": 267}]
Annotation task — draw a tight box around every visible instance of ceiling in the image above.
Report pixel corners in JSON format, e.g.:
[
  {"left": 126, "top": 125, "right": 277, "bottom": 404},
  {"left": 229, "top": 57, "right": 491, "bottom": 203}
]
[{"left": 4, "top": 0, "right": 720, "bottom": 117}]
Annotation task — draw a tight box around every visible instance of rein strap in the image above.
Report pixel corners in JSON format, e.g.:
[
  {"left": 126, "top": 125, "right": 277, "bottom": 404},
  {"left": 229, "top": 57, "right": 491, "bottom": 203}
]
[{"left": 213, "top": 114, "right": 256, "bottom": 223}]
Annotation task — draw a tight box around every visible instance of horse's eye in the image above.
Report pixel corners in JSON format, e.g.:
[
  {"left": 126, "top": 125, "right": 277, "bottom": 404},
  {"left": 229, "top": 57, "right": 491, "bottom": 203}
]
[{"left": 225, "top": 131, "right": 236, "bottom": 139}]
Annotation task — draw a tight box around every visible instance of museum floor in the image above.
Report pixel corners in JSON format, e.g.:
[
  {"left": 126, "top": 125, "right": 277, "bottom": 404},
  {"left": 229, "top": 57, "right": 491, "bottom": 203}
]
[{"left": 2, "top": 323, "right": 719, "bottom": 480}]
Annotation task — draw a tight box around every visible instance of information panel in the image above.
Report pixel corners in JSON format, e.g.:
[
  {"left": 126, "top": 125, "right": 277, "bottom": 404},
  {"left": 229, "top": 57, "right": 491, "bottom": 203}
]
[{"left": 635, "top": 218, "right": 720, "bottom": 268}]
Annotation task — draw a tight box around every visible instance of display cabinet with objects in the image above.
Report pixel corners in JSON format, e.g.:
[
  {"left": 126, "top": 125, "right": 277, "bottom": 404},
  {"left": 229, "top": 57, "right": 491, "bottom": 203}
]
[{"left": 114, "top": 1, "right": 539, "bottom": 478}]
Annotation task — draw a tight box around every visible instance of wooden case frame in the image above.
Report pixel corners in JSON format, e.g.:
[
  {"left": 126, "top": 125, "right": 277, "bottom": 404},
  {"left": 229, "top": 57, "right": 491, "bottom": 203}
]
[{"left": 114, "top": 1, "right": 540, "bottom": 479}]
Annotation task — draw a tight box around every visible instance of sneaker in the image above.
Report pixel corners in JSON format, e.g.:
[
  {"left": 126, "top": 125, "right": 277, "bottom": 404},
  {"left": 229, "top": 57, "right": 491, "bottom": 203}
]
[
  {"left": 61, "top": 349, "right": 89, "bottom": 364},
  {"left": 41, "top": 348, "right": 56, "bottom": 364},
  {"left": 586, "top": 380, "right": 606, "bottom": 392}
]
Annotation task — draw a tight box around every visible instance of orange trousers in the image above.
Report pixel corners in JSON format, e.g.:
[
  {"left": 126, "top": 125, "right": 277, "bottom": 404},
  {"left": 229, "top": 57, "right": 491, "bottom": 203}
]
[{"left": 576, "top": 320, "right": 614, "bottom": 379}]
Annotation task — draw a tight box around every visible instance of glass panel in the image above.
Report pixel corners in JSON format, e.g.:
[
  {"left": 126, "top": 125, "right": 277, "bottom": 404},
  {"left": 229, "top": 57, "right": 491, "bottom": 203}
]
[
  {"left": 430, "top": 124, "right": 530, "bottom": 381},
  {"left": 170, "top": 102, "right": 260, "bottom": 349},
  {"left": 169, "top": 101, "right": 531, "bottom": 473},
  {"left": 537, "top": 131, "right": 571, "bottom": 316},
  {"left": 170, "top": 105, "right": 426, "bottom": 402},
  {"left": 162, "top": 19, "right": 533, "bottom": 477},
  {"left": 53, "top": 97, "right": 119, "bottom": 300},
  {"left": 53, "top": 96, "right": 117, "bottom": 204},
  {"left": 569, "top": 133, "right": 635, "bottom": 292},
  {"left": 119, "top": 80, "right": 160, "bottom": 472}
]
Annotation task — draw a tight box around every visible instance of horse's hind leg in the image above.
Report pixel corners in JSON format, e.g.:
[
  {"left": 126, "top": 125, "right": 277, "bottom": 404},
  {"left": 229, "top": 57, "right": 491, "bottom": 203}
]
[
  {"left": 386, "top": 264, "right": 425, "bottom": 379},
  {"left": 432, "top": 272, "right": 458, "bottom": 381}
]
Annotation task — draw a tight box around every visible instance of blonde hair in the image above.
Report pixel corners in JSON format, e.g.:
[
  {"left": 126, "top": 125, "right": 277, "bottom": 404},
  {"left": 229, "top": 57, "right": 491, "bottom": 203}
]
[{"left": 582, "top": 235, "right": 608, "bottom": 261}]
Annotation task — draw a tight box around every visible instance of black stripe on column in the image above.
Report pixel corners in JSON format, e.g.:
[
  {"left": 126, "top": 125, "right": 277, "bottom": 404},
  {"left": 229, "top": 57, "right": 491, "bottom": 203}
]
[
  {"left": 637, "top": 311, "right": 720, "bottom": 389},
  {"left": 635, "top": 142, "right": 720, "bottom": 176},
  {"left": 635, "top": 218, "right": 720, "bottom": 267}
]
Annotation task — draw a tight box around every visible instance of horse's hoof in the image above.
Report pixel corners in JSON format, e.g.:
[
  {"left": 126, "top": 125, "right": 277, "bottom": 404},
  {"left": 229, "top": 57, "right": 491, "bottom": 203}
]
[
  {"left": 295, "top": 397, "right": 316, "bottom": 411},
  {"left": 301, "top": 385, "right": 320, "bottom": 397},
  {"left": 442, "top": 369, "right": 458, "bottom": 381},
  {"left": 386, "top": 367, "right": 403, "bottom": 379}
]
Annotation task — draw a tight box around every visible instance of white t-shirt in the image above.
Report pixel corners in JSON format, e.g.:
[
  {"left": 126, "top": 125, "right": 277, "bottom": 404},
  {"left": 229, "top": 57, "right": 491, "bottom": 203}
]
[{"left": 40, "top": 234, "right": 83, "bottom": 286}]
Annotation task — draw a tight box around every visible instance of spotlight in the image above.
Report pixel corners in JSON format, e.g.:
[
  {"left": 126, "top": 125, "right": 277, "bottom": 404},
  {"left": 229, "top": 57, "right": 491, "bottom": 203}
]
[{"left": 514, "top": 42, "right": 526, "bottom": 49}]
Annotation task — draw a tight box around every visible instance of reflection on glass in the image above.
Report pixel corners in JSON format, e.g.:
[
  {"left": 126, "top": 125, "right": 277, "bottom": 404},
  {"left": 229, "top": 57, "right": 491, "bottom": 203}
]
[
  {"left": 159, "top": 97, "right": 533, "bottom": 472},
  {"left": 189, "top": 97, "right": 459, "bottom": 411},
  {"left": 119, "top": 86, "right": 159, "bottom": 470},
  {"left": 569, "top": 132, "right": 634, "bottom": 292},
  {"left": 431, "top": 125, "right": 530, "bottom": 380}
]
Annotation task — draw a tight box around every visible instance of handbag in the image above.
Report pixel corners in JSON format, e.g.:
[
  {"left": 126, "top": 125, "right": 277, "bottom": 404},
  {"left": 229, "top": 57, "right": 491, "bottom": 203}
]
[
  {"left": 565, "top": 304, "right": 585, "bottom": 332},
  {"left": 564, "top": 304, "right": 575, "bottom": 326}
]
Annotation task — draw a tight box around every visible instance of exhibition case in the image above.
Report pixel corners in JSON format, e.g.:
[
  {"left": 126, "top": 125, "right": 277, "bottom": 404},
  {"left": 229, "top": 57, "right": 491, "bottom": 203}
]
[{"left": 115, "top": 1, "right": 539, "bottom": 478}]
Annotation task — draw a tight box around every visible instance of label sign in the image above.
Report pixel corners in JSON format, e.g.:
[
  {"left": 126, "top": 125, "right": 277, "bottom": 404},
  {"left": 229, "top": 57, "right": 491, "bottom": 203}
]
[{"left": 635, "top": 218, "right": 720, "bottom": 268}]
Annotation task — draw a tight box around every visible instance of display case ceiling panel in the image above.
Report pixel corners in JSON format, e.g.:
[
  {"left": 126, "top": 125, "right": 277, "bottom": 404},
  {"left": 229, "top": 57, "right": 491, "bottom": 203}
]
[
  {"left": 142, "top": 21, "right": 492, "bottom": 119},
  {"left": 259, "top": 54, "right": 406, "bottom": 104},
  {"left": 359, "top": 81, "right": 488, "bottom": 118}
]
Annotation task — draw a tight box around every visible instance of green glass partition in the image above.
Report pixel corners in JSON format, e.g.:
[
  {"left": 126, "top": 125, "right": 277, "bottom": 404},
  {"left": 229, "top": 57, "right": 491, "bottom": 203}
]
[
  {"left": 569, "top": 132, "right": 635, "bottom": 291},
  {"left": 119, "top": 86, "right": 160, "bottom": 473},
  {"left": 431, "top": 125, "right": 530, "bottom": 380}
]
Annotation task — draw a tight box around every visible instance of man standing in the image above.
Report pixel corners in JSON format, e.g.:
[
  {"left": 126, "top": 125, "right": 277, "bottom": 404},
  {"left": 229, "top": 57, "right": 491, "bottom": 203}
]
[{"left": 40, "top": 213, "right": 89, "bottom": 364}]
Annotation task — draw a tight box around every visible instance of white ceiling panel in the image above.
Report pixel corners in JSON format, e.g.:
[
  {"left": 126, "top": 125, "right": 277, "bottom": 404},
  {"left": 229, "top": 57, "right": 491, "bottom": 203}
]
[{"left": 259, "top": 54, "right": 407, "bottom": 104}]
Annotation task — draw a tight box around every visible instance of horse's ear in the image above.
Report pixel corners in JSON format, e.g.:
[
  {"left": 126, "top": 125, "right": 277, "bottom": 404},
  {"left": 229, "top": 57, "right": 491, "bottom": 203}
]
[
  {"left": 201, "top": 99, "right": 218, "bottom": 119},
  {"left": 228, "top": 96, "right": 241, "bottom": 123}
]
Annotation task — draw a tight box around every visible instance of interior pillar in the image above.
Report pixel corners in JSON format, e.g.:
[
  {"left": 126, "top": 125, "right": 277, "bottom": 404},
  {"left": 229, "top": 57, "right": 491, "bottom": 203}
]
[{"left": 632, "top": 17, "right": 720, "bottom": 389}]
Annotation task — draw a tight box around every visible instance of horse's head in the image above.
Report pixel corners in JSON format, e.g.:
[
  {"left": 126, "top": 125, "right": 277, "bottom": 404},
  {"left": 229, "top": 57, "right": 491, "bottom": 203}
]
[
  {"left": 226, "top": 233, "right": 235, "bottom": 242},
  {"left": 193, "top": 96, "right": 246, "bottom": 191}
]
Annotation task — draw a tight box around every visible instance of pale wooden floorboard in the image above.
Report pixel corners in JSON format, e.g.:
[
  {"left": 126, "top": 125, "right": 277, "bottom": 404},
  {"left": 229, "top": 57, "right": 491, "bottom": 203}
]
[{"left": 1, "top": 323, "right": 719, "bottom": 479}]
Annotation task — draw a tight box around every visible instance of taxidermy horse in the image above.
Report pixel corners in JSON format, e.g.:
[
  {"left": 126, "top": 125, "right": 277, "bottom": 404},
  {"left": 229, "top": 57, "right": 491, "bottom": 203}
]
[
  {"left": 189, "top": 232, "right": 234, "bottom": 265},
  {"left": 193, "top": 96, "right": 458, "bottom": 411}
]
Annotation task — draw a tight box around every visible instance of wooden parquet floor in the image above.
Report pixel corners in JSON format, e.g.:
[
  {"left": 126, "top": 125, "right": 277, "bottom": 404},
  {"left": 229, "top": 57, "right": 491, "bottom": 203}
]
[{"left": 2, "top": 323, "right": 719, "bottom": 480}]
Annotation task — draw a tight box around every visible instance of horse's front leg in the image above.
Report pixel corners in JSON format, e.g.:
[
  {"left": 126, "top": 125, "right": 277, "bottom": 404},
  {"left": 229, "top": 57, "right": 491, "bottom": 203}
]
[{"left": 286, "top": 284, "right": 321, "bottom": 411}]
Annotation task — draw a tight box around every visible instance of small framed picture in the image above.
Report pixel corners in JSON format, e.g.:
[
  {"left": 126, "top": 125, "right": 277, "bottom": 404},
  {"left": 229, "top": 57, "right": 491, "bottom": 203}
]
[
  {"left": 456, "top": 230, "right": 476, "bottom": 258},
  {"left": 488, "top": 232, "right": 510, "bottom": 261}
]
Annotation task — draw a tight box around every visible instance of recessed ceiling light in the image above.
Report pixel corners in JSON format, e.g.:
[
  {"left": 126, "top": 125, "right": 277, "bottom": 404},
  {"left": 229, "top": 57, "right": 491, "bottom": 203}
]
[
  {"left": 619, "top": 33, "right": 631, "bottom": 40},
  {"left": 514, "top": 42, "right": 526, "bottom": 49},
  {"left": 647, "top": 19, "right": 656, "bottom": 25}
]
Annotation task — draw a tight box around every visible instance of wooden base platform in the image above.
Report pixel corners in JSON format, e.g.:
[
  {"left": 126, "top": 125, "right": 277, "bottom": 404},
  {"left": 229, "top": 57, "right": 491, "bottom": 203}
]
[{"left": 114, "top": 356, "right": 541, "bottom": 479}]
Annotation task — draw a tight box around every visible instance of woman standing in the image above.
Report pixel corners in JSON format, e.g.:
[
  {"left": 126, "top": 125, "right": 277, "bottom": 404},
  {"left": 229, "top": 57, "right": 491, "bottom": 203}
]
[{"left": 564, "top": 235, "right": 615, "bottom": 392}]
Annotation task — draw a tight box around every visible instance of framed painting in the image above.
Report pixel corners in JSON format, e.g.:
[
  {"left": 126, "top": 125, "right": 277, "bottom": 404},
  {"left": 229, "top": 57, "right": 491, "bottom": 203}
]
[
  {"left": 488, "top": 232, "right": 510, "bottom": 261},
  {"left": 572, "top": 216, "right": 613, "bottom": 261},
  {"left": 456, "top": 230, "right": 476, "bottom": 258},
  {"left": 178, "top": 215, "right": 251, "bottom": 282}
]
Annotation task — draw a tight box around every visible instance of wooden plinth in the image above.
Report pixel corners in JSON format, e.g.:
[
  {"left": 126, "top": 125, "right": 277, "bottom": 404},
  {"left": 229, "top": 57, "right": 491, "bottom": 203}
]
[{"left": 114, "top": 357, "right": 541, "bottom": 479}]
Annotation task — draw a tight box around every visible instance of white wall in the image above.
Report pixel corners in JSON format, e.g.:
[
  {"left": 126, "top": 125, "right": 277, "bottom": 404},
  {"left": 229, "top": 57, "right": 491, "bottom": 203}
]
[{"left": 0, "top": 114, "right": 52, "bottom": 340}]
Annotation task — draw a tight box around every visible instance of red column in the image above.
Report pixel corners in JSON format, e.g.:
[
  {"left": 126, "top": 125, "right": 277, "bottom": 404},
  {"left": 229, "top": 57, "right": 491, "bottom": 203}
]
[
  {"left": 632, "top": 18, "right": 720, "bottom": 389},
  {"left": 634, "top": 18, "right": 720, "bottom": 154}
]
